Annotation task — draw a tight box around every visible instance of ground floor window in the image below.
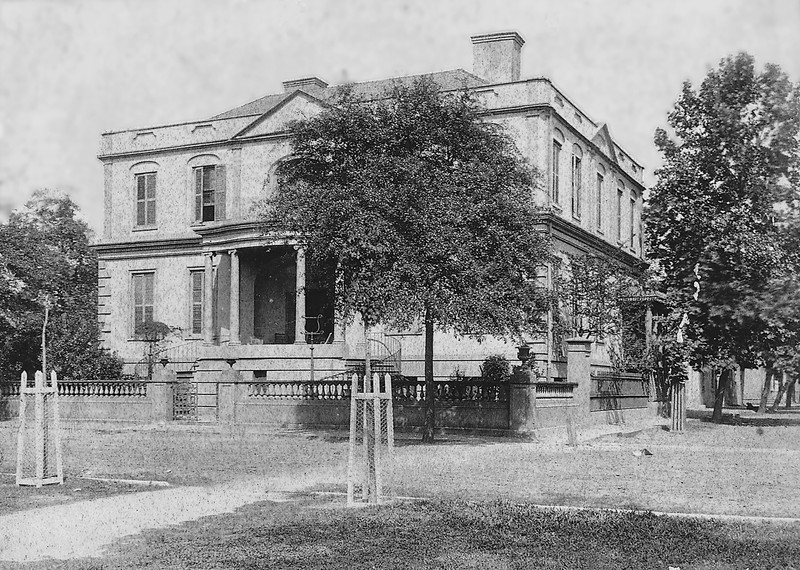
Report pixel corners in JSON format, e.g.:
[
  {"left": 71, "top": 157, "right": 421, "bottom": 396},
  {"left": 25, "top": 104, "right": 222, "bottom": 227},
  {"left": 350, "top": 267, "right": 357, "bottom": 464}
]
[
  {"left": 190, "top": 270, "right": 204, "bottom": 335},
  {"left": 132, "top": 271, "right": 155, "bottom": 336}
]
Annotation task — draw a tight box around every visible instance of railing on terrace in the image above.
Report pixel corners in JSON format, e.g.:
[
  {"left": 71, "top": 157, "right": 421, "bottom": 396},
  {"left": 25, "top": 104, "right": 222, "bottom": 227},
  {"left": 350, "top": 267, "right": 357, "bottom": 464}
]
[
  {"left": 353, "top": 332, "right": 403, "bottom": 375},
  {"left": 535, "top": 381, "right": 576, "bottom": 399},
  {"left": 0, "top": 378, "right": 147, "bottom": 398},
  {"left": 247, "top": 375, "right": 509, "bottom": 403},
  {"left": 133, "top": 340, "right": 203, "bottom": 378}
]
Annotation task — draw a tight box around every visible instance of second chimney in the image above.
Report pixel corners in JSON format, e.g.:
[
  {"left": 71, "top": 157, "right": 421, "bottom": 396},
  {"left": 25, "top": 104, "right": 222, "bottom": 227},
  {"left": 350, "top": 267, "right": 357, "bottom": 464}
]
[
  {"left": 282, "top": 77, "right": 329, "bottom": 94},
  {"left": 471, "top": 32, "right": 525, "bottom": 84}
]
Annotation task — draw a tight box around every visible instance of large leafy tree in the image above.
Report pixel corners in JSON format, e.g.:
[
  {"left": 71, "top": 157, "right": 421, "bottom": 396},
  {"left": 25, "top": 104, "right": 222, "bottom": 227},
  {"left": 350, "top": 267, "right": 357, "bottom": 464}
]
[
  {"left": 267, "top": 79, "right": 552, "bottom": 441},
  {"left": 0, "top": 190, "right": 122, "bottom": 382},
  {"left": 646, "top": 54, "right": 800, "bottom": 422}
]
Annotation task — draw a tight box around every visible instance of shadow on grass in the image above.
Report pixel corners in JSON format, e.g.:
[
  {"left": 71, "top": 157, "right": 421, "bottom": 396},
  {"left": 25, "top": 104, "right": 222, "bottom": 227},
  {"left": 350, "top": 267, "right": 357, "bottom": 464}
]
[
  {"left": 318, "top": 431, "right": 512, "bottom": 447},
  {"left": 52, "top": 498, "right": 800, "bottom": 570},
  {"left": 697, "top": 415, "right": 800, "bottom": 427}
]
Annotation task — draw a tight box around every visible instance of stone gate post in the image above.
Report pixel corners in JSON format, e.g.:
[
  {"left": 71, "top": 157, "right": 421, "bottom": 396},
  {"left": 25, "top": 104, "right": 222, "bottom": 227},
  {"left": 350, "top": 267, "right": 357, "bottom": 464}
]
[
  {"left": 151, "top": 366, "right": 177, "bottom": 423},
  {"left": 566, "top": 338, "right": 592, "bottom": 424},
  {"left": 509, "top": 366, "right": 538, "bottom": 435}
]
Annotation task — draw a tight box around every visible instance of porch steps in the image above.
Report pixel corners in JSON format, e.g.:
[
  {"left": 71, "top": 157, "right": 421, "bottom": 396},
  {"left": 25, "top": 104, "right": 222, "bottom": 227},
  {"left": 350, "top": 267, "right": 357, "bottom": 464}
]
[{"left": 345, "top": 359, "right": 397, "bottom": 376}]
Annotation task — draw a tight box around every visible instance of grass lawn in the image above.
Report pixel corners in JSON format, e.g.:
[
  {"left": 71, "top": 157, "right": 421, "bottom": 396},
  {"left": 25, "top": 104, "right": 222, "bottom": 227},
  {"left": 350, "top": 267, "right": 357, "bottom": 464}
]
[
  {"left": 0, "top": 472, "right": 150, "bottom": 514},
  {"left": 7, "top": 498, "right": 800, "bottom": 570},
  {"left": 3, "top": 418, "right": 800, "bottom": 567}
]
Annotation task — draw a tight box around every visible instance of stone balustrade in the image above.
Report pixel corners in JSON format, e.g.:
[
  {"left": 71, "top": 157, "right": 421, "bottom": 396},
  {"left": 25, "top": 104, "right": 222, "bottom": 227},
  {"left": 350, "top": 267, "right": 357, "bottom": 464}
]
[
  {"left": 248, "top": 379, "right": 352, "bottom": 400},
  {"left": 59, "top": 380, "right": 148, "bottom": 397},
  {"left": 0, "top": 378, "right": 147, "bottom": 398}
]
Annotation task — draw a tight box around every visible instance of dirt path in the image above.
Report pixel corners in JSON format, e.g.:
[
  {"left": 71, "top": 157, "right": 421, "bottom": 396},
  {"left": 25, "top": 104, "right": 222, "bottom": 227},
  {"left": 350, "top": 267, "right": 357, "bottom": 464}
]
[{"left": 0, "top": 472, "right": 330, "bottom": 563}]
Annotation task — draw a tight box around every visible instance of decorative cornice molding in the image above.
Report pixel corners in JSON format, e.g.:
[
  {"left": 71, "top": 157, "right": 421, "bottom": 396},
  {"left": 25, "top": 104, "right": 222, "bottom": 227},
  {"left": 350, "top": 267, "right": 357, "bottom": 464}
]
[{"left": 540, "top": 212, "right": 646, "bottom": 269}]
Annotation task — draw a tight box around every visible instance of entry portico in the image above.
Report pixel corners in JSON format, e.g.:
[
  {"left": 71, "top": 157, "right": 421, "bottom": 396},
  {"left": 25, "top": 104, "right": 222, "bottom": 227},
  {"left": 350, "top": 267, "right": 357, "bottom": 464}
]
[{"left": 194, "top": 221, "right": 337, "bottom": 348}]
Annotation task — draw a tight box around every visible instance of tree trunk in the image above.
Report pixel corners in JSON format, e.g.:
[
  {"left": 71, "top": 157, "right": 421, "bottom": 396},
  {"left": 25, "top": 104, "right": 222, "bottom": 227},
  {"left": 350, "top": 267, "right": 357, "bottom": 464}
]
[
  {"left": 422, "top": 305, "right": 435, "bottom": 443},
  {"left": 758, "top": 367, "right": 774, "bottom": 413},
  {"left": 363, "top": 324, "right": 371, "bottom": 391},
  {"left": 711, "top": 368, "right": 731, "bottom": 423},
  {"left": 786, "top": 378, "right": 796, "bottom": 409},
  {"left": 769, "top": 375, "right": 796, "bottom": 413}
]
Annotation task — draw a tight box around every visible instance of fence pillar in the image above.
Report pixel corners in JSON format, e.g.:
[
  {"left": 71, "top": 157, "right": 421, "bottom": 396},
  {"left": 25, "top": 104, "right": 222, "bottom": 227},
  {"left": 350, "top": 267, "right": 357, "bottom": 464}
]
[
  {"left": 218, "top": 366, "right": 240, "bottom": 424},
  {"left": 151, "top": 366, "right": 177, "bottom": 423},
  {"left": 509, "top": 366, "right": 537, "bottom": 435},
  {"left": 566, "top": 338, "right": 592, "bottom": 424}
]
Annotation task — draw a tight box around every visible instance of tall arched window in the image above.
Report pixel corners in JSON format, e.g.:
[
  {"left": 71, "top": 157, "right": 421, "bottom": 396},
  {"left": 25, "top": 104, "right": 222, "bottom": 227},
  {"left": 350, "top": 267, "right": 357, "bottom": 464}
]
[
  {"left": 571, "top": 144, "right": 583, "bottom": 218},
  {"left": 188, "top": 154, "right": 225, "bottom": 223},
  {"left": 130, "top": 161, "right": 160, "bottom": 228},
  {"left": 552, "top": 129, "right": 565, "bottom": 204},
  {"left": 596, "top": 164, "right": 606, "bottom": 233}
]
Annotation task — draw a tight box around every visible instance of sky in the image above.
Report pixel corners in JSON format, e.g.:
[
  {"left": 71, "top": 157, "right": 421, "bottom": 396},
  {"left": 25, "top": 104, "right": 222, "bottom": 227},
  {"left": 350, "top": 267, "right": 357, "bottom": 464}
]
[{"left": 0, "top": 0, "right": 798, "bottom": 234}]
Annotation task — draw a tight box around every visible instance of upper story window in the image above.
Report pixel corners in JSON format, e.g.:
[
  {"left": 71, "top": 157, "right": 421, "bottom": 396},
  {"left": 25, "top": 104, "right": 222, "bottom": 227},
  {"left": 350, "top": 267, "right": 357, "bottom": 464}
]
[
  {"left": 595, "top": 172, "right": 604, "bottom": 232},
  {"left": 135, "top": 173, "right": 156, "bottom": 226},
  {"left": 571, "top": 145, "right": 583, "bottom": 219},
  {"left": 194, "top": 165, "right": 226, "bottom": 222},
  {"left": 630, "top": 195, "right": 636, "bottom": 249},
  {"left": 552, "top": 129, "right": 565, "bottom": 206},
  {"left": 616, "top": 183, "right": 624, "bottom": 243},
  {"left": 132, "top": 271, "right": 155, "bottom": 336},
  {"left": 552, "top": 141, "right": 562, "bottom": 204}
]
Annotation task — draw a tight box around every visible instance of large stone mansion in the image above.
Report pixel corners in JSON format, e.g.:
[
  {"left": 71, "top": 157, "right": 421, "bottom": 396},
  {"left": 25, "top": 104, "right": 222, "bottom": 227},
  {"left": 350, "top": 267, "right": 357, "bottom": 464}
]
[{"left": 96, "top": 31, "right": 645, "bottom": 417}]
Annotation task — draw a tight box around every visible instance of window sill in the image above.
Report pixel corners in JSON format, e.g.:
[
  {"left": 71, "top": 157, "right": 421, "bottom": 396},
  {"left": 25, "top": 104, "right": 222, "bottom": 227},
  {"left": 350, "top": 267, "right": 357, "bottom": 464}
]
[
  {"left": 571, "top": 215, "right": 581, "bottom": 222},
  {"left": 132, "top": 225, "right": 158, "bottom": 232}
]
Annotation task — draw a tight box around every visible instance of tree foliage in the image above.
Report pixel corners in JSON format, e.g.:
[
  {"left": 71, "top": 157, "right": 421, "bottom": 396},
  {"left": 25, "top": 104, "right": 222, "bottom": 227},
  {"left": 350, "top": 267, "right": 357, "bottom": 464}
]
[
  {"left": 0, "top": 190, "right": 122, "bottom": 381},
  {"left": 264, "top": 79, "right": 553, "bottom": 441},
  {"left": 646, "top": 53, "right": 800, "bottom": 421},
  {"left": 551, "top": 253, "right": 643, "bottom": 342}
]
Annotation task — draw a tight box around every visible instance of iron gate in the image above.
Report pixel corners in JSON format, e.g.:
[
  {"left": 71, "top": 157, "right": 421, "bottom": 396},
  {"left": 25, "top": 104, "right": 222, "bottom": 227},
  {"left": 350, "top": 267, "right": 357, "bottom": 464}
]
[{"left": 173, "top": 381, "right": 198, "bottom": 421}]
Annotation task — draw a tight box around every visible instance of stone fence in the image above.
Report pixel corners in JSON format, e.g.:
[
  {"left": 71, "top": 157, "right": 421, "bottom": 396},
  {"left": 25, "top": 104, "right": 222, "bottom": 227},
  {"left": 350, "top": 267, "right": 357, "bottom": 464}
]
[{"left": 0, "top": 338, "right": 657, "bottom": 432}]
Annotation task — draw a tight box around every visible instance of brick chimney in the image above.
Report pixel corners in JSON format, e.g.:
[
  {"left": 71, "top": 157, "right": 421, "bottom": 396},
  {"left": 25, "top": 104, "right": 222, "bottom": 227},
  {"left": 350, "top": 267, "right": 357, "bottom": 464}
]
[
  {"left": 471, "top": 31, "right": 525, "bottom": 84},
  {"left": 282, "top": 77, "right": 329, "bottom": 94}
]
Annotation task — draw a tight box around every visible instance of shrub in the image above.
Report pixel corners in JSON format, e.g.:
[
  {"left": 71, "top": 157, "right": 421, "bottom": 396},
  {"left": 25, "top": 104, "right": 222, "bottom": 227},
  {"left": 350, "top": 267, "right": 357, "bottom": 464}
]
[{"left": 480, "top": 354, "right": 510, "bottom": 383}]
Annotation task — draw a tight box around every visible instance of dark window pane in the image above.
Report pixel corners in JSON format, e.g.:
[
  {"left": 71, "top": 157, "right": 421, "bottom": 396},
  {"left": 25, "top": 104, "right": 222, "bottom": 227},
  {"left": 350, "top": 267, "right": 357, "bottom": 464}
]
[
  {"left": 144, "top": 273, "right": 154, "bottom": 300},
  {"left": 146, "top": 174, "right": 156, "bottom": 200},
  {"left": 133, "top": 275, "right": 143, "bottom": 304},
  {"left": 192, "top": 306, "right": 202, "bottom": 334}
]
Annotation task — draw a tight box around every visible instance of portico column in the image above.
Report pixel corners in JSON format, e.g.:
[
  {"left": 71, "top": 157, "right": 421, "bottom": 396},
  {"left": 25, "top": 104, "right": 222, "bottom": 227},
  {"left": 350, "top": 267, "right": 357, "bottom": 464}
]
[
  {"left": 229, "top": 249, "right": 240, "bottom": 345},
  {"left": 294, "top": 245, "right": 306, "bottom": 344},
  {"left": 203, "top": 252, "right": 214, "bottom": 345}
]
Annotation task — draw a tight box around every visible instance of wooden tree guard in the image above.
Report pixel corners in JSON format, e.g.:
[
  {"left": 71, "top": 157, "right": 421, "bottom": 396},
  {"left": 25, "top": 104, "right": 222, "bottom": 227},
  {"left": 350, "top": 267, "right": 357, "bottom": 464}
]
[
  {"left": 347, "top": 372, "right": 394, "bottom": 505},
  {"left": 17, "top": 370, "right": 64, "bottom": 486}
]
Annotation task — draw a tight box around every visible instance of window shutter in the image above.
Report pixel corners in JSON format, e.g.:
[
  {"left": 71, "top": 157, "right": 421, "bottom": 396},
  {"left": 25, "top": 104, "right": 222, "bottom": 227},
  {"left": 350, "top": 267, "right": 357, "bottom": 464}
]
[
  {"left": 215, "top": 165, "right": 227, "bottom": 220},
  {"left": 194, "top": 168, "right": 202, "bottom": 222}
]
